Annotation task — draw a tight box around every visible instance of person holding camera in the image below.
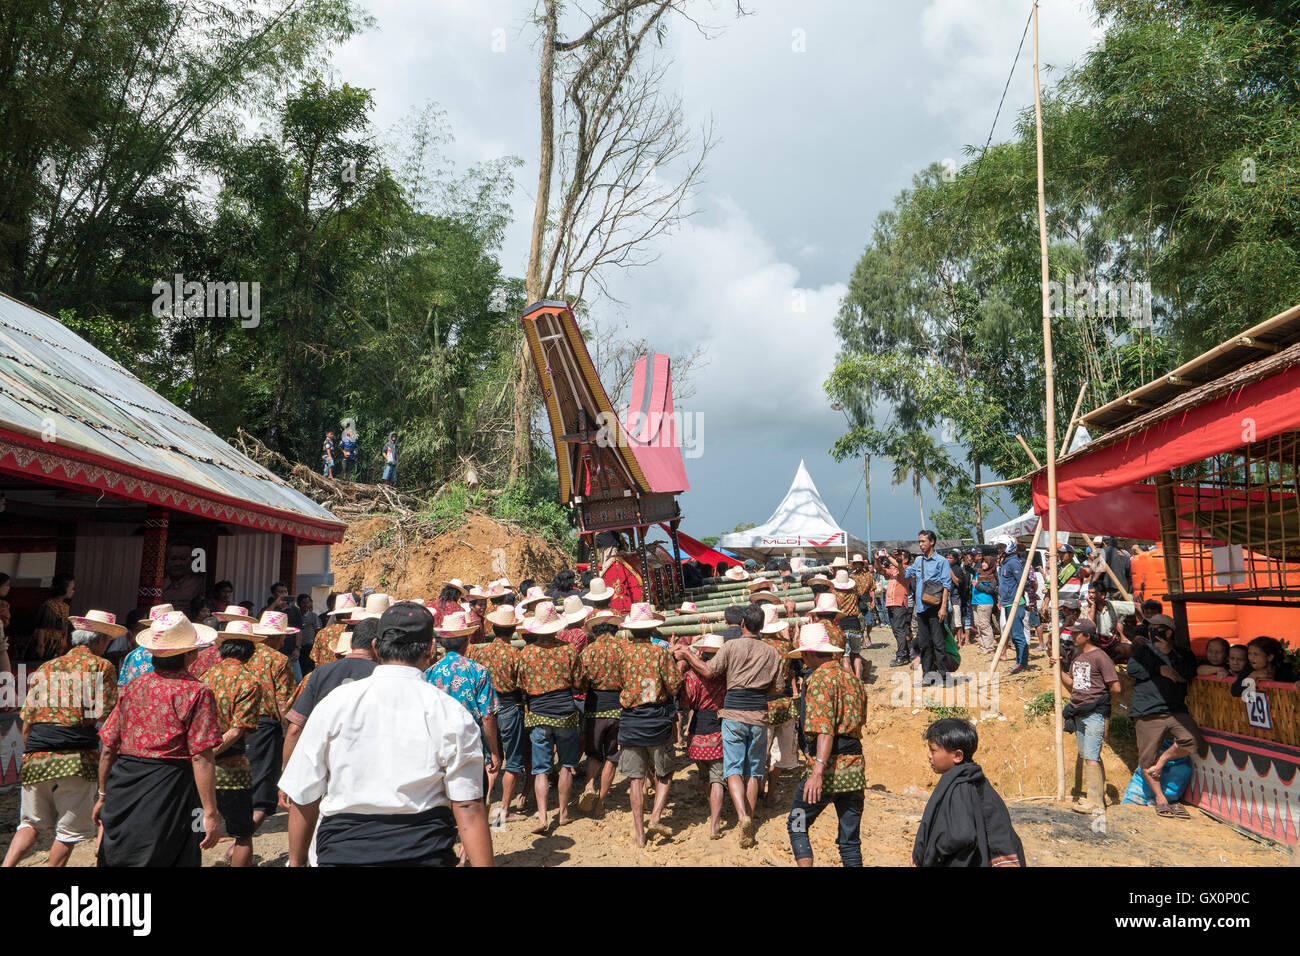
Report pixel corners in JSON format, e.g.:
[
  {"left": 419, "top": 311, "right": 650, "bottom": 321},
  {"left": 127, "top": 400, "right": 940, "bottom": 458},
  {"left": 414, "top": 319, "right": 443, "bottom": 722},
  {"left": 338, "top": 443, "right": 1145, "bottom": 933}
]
[{"left": 874, "top": 548, "right": 912, "bottom": 667}]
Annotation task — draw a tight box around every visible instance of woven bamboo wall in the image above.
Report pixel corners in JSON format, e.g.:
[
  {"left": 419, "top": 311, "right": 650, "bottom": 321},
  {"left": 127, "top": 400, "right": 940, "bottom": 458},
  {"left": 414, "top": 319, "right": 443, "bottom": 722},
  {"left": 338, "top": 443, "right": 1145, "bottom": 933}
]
[{"left": 1188, "top": 676, "right": 1300, "bottom": 747}]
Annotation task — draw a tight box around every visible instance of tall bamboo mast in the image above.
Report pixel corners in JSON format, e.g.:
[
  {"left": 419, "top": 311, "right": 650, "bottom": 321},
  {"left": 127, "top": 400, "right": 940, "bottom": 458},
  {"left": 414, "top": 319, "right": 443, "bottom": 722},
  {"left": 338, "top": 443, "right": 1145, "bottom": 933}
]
[{"left": 1032, "top": 1, "right": 1066, "bottom": 800}]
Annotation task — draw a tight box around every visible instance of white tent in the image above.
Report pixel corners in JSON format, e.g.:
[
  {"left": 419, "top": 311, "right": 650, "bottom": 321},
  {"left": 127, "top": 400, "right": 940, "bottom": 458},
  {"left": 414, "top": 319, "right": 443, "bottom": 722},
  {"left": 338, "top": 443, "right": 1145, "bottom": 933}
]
[{"left": 717, "top": 459, "right": 869, "bottom": 561}]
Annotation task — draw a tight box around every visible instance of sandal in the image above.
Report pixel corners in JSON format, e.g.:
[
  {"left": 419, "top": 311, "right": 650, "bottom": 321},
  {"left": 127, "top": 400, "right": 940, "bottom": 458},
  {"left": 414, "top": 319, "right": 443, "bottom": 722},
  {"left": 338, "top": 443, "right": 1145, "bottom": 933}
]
[
  {"left": 1169, "top": 803, "right": 1190, "bottom": 820},
  {"left": 1154, "top": 804, "right": 1178, "bottom": 818}
]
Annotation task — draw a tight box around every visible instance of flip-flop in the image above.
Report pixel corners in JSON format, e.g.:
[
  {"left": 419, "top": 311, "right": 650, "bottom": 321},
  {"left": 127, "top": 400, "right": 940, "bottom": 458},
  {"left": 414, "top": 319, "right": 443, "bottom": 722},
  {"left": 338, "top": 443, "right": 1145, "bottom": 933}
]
[
  {"left": 1154, "top": 804, "right": 1178, "bottom": 818},
  {"left": 1169, "top": 803, "right": 1191, "bottom": 820}
]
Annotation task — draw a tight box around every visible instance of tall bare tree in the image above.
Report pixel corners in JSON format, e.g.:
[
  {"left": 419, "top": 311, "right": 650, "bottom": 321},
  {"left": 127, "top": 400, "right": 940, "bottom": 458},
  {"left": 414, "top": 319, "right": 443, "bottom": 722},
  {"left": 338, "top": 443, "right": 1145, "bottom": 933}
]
[{"left": 509, "top": 0, "right": 743, "bottom": 483}]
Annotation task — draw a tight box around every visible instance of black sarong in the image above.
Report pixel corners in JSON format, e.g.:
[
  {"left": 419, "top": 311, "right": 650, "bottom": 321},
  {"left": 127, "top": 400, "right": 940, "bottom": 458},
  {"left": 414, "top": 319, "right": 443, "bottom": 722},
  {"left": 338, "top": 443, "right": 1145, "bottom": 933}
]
[
  {"left": 98, "top": 755, "right": 201, "bottom": 868},
  {"left": 617, "top": 701, "right": 672, "bottom": 748},
  {"left": 688, "top": 707, "right": 721, "bottom": 738},
  {"left": 246, "top": 716, "right": 283, "bottom": 813},
  {"left": 586, "top": 687, "right": 622, "bottom": 714},
  {"left": 316, "top": 805, "right": 457, "bottom": 867}
]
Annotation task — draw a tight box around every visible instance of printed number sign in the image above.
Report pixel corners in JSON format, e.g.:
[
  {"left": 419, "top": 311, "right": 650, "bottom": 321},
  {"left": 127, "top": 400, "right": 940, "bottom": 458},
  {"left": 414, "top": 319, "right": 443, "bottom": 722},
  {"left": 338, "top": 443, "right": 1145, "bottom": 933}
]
[{"left": 1246, "top": 692, "right": 1272, "bottom": 731}]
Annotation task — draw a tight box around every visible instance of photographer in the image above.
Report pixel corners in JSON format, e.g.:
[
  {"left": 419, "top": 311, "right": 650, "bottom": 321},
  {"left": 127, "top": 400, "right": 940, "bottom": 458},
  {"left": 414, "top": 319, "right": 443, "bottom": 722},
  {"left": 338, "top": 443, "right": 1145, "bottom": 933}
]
[{"left": 875, "top": 547, "right": 912, "bottom": 667}]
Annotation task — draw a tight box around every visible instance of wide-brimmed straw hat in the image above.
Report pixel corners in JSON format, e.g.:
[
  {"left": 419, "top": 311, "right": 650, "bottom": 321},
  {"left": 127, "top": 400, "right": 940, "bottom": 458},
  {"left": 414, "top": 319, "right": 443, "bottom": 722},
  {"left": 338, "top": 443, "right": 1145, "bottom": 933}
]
[
  {"left": 584, "top": 608, "right": 625, "bottom": 632},
  {"left": 524, "top": 602, "right": 565, "bottom": 636},
  {"left": 134, "top": 604, "right": 176, "bottom": 631},
  {"left": 69, "top": 609, "right": 127, "bottom": 639},
  {"left": 137, "top": 611, "right": 218, "bottom": 658},
  {"left": 253, "top": 611, "right": 300, "bottom": 636},
  {"left": 484, "top": 581, "right": 514, "bottom": 600},
  {"left": 213, "top": 604, "right": 257, "bottom": 624},
  {"left": 217, "top": 619, "right": 268, "bottom": 643},
  {"left": 787, "top": 622, "right": 843, "bottom": 658},
  {"left": 486, "top": 605, "right": 524, "bottom": 629},
  {"left": 676, "top": 600, "right": 698, "bottom": 615},
  {"left": 851, "top": 553, "right": 866, "bottom": 565},
  {"left": 517, "top": 586, "right": 549, "bottom": 610},
  {"left": 331, "top": 630, "right": 357, "bottom": 655},
  {"left": 466, "top": 585, "right": 490, "bottom": 602},
  {"left": 832, "top": 569, "right": 856, "bottom": 591},
  {"left": 749, "top": 590, "right": 780, "bottom": 605},
  {"left": 327, "top": 593, "right": 360, "bottom": 617},
  {"left": 692, "top": 634, "right": 724, "bottom": 653},
  {"left": 723, "top": 567, "right": 749, "bottom": 582},
  {"left": 811, "top": 592, "right": 840, "bottom": 616},
  {"left": 622, "top": 602, "right": 664, "bottom": 631},
  {"left": 584, "top": 577, "right": 615, "bottom": 603},
  {"left": 807, "top": 574, "right": 832, "bottom": 589},
  {"left": 561, "top": 595, "right": 592, "bottom": 626},
  {"left": 830, "top": 556, "right": 850, "bottom": 569},
  {"left": 436, "top": 610, "right": 479, "bottom": 638},
  {"left": 760, "top": 604, "right": 790, "bottom": 635},
  {"left": 441, "top": 578, "right": 469, "bottom": 596},
  {"left": 348, "top": 593, "right": 390, "bottom": 620}
]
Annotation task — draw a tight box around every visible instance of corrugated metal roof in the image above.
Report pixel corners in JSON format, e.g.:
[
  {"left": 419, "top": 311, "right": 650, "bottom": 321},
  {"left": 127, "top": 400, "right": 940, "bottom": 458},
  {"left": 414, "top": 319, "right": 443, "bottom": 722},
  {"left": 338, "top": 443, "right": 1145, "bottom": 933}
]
[{"left": 0, "top": 292, "right": 344, "bottom": 537}]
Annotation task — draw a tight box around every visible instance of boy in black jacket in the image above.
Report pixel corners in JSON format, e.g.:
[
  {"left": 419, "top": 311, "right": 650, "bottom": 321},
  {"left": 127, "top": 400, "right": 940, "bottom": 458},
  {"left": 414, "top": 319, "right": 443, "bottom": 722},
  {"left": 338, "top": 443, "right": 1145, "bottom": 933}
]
[{"left": 912, "top": 718, "right": 1025, "bottom": 867}]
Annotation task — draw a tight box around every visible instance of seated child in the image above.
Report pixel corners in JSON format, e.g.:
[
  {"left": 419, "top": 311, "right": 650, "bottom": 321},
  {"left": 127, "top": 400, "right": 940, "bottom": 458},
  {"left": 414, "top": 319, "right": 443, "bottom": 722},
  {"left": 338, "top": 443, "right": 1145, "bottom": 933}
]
[{"left": 911, "top": 718, "right": 1025, "bottom": 867}]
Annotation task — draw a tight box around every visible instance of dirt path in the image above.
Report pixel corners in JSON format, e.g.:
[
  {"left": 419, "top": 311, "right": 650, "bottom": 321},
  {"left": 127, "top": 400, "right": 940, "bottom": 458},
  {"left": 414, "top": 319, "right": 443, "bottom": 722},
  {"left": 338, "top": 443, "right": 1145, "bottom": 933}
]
[{"left": 3, "top": 626, "right": 1291, "bottom": 867}]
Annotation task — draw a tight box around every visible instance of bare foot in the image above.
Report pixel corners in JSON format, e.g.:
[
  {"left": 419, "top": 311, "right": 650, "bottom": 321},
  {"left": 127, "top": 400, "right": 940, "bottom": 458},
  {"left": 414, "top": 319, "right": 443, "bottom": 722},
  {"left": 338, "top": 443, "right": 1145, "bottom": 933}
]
[
  {"left": 646, "top": 821, "right": 671, "bottom": 840},
  {"left": 531, "top": 817, "right": 549, "bottom": 835},
  {"left": 738, "top": 816, "right": 756, "bottom": 848}
]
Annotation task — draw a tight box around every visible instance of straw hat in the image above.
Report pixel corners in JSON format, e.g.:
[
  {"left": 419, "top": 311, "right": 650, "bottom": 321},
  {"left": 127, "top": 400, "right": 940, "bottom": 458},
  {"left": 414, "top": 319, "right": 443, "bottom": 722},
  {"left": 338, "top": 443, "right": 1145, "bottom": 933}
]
[
  {"left": 69, "top": 609, "right": 127, "bottom": 639},
  {"left": 435, "top": 611, "right": 478, "bottom": 638},
  {"left": 584, "top": 608, "right": 625, "bottom": 632},
  {"left": 466, "top": 585, "right": 490, "bottom": 602},
  {"left": 524, "top": 602, "right": 565, "bottom": 636},
  {"left": 348, "top": 593, "right": 390, "bottom": 620},
  {"left": 213, "top": 604, "right": 257, "bottom": 624},
  {"left": 851, "top": 553, "right": 866, "bottom": 565},
  {"left": 790, "top": 557, "right": 806, "bottom": 575},
  {"left": 253, "top": 611, "right": 300, "bottom": 636},
  {"left": 692, "top": 634, "right": 724, "bottom": 653},
  {"left": 484, "top": 581, "right": 514, "bottom": 600},
  {"left": 749, "top": 590, "right": 780, "bottom": 605},
  {"left": 441, "top": 578, "right": 469, "bottom": 597},
  {"left": 584, "top": 577, "right": 615, "bottom": 603},
  {"left": 561, "top": 595, "right": 592, "bottom": 626},
  {"left": 787, "top": 621, "right": 843, "bottom": 658},
  {"left": 331, "top": 630, "right": 356, "bottom": 655},
  {"left": 622, "top": 602, "right": 664, "bottom": 631},
  {"left": 134, "top": 604, "right": 176, "bottom": 631},
  {"left": 830, "top": 556, "right": 850, "bottom": 570},
  {"left": 327, "top": 593, "right": 360, "bottom": 617},
  {"left": 811, "top": 592, "right": 840, "bottom": 616},
  {"left": 516, "top": 586, "right": 549, "bottom": 610},
  {"left": 746, "top": 577, "right": 773, "bottom": 592},
  {"left": 760, "top": 604, "right": 790, "bottom": 635},
  {"left": 136, "top": 611, "right": 217, "bottom": 658},
  {"left": 807, "top": 574, "right": 832, "bottom": 588},
  {"left": 676, "top": 600, "right": 698, "bottom": 615},
  {"left": 217, "top": 619, "right": 268, "bottom": 643},
  {"left": 486, "top": 605, "right": 524, "bottom": 629},
  {"left": 723, "top": 567, "right": 749, "bottom": 582},
  {"left": 832, "top": 569, "right": 856, "bottom": 591}
]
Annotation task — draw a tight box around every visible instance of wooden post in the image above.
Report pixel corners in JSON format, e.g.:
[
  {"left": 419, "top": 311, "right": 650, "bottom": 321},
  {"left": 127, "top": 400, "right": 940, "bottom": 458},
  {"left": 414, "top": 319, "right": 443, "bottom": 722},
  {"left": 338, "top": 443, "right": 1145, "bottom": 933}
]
[
  {"left": 1032, "top": 1, "right": 1067, "bottom": 801},
  {"left": 1154, "top": 471, "right": 1189, "bottom": 643},
  {"left": 988, "top": 519, "right": 1043, "bottom": 675},
  {"left": 137, "top": 508, "right": 169, "bottom": 610}
]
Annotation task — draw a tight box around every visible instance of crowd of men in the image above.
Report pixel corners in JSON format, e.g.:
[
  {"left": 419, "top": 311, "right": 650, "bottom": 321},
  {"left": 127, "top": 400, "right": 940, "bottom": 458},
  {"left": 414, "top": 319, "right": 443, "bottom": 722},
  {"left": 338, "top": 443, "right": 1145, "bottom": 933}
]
[{"left": 0, "top": 544, "right": 1031, "bottom": 869}]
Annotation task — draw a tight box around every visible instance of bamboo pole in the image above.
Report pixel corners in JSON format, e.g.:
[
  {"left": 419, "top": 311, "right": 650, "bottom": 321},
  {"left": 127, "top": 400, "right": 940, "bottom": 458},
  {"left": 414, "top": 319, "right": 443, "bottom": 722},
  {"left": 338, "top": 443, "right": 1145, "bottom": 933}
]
[
  {"left": 1015, "top": 434, "right": 1042, "bottom": 470},
  {"left": 1060, "top": 379, "right": 1089, "bottom": 453},
  {"left": 1032, "top": 1, "right": 1066, "bottom": 801},
  {"left": 987, "top": 518, "right": 1043, "bottom": 675}
]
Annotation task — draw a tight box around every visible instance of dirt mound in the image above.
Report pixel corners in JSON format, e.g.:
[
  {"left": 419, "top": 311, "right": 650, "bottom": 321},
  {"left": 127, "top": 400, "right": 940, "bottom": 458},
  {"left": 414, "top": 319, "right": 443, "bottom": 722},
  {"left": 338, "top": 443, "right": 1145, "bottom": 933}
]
[{"left": 330, "top": 513, "right": 570, "bottom": 597}]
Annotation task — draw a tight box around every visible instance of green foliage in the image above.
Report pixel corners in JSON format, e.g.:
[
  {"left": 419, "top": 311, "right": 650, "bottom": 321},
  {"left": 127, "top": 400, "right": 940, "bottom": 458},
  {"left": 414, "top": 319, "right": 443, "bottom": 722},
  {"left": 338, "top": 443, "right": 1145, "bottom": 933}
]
[
  {"left": 925, "top": 704, "right": 971, "bottom": 722},
  {"left": 1025, "top": 690, "right": 1056, "bottom": 719},
  {"left": 493, "top": 474, "right": 576, "bottom": 552}
]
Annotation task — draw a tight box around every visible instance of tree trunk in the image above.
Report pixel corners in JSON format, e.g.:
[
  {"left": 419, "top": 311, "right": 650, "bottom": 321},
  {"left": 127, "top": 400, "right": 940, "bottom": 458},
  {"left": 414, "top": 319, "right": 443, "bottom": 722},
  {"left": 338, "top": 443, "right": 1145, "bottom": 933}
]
[{"left": 509, "top": 0, "right": 558, "bottom": 485}]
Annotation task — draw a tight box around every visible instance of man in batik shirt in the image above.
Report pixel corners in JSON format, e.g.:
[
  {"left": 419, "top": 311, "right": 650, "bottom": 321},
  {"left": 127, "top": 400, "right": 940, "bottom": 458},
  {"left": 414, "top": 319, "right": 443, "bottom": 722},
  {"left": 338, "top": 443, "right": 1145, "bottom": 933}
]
[
  {"left": 427, "top": 612, "right": 502, "bottom": 782},
  {"left": 516, "top": 603, "right": 580, "bottom": 833},
  {"left": 200, "top": 619, "right": 262, "bottom": 866},
  {"left": 616, "top": 603, "right": 683, "bottom": 846},
  {"left": 757, "top": 606, "right": 799, "bottom": 805},
  {"left": 786, "top": 622, "right": 868, "bottom": 868},
  {"left": 470, "top": 606, "right": 525, "bottom": 822},
  {"left": 245, "top": 612, "right": 295, "bottom": 833},
  {"left": 575, "top": 609, "right": 624, "bottom": 818},
  {"left": 2, "top": 619, "right": 117, "bottom": 867},
  {"left": 679, "top": 634, "right": 726, "bottom": 838}
]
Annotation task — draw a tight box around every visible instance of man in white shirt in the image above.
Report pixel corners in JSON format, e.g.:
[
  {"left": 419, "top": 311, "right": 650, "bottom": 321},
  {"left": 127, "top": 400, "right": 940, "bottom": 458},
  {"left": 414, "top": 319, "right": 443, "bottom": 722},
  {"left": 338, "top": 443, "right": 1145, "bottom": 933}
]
[{"left": 280, "top": 601, "right": 493, "bottom": 866}]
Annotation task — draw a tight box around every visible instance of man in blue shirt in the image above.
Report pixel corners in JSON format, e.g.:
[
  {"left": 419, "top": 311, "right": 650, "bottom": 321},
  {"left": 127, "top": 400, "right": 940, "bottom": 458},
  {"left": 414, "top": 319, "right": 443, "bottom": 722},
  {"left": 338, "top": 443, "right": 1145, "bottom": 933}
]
[
  {"left": 905, "top": 530, "right": 953, "bottom": 677},
  {"left": 997, "top": 540, "right": 1029, "bottom": 674}
]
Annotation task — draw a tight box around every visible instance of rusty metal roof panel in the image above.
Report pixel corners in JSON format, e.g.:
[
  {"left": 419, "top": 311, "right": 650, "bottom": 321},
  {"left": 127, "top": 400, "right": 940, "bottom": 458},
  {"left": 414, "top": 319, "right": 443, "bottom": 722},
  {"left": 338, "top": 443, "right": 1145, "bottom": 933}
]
[{"left": 0, "top": 293, "right": 343, "bottom": 536}]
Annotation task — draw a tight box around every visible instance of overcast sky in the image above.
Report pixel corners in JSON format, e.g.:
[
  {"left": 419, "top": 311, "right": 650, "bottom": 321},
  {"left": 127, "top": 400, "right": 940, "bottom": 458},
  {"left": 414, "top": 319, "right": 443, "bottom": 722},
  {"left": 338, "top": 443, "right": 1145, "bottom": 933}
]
[{"left": 336, "top": 0, "right": 1103, "bottom": 545}]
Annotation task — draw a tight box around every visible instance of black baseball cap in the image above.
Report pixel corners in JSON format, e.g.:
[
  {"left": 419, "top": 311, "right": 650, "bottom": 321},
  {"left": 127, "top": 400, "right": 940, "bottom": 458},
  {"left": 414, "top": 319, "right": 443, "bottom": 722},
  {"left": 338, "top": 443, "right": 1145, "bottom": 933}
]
[
  {"left": 1072, "top": 618, "right": 1096, "bottom": 635},
  {"left": 377, "top": 601, "right": 435, "bottom": 645}
]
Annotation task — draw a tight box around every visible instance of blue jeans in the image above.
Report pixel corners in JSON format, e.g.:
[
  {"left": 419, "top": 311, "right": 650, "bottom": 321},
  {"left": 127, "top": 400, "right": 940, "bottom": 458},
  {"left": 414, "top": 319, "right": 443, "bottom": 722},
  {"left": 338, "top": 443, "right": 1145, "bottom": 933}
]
[
  {"left": 529, "top": 724, "right": 580, "bottom": 775},
  {"left": 1077, "top": 712, "right": 1107, "bottom": 762},
  {"left": 787, "top": 777, "right": 863, "bottom": 866},
  {"left": 498, "top": 703, "right": 526, "bottom": 774},
  {"left": 721, "top": 720, "right": 767, "bottom": 779},
  {"left": 1004, "top": 603, "right": 1028, "bottom": 668}
]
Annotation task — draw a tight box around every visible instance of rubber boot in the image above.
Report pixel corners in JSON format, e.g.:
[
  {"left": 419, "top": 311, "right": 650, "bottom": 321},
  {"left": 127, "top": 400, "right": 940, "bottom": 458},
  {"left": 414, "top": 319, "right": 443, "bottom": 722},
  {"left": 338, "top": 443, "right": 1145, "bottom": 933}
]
[{"left": 1072, "top": 761, "right": 1106, "bottom": 814}]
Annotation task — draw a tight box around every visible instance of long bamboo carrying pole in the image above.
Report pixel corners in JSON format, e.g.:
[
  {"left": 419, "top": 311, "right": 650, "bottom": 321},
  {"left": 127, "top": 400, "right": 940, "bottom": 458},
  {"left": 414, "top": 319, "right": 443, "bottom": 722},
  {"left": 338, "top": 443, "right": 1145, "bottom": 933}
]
[
  {"left": 1032, "top": 1, "right": 1067, "bottom": 801},
  {"left": 987, "top": 518, "right": 1043, "bottom": 674}
]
